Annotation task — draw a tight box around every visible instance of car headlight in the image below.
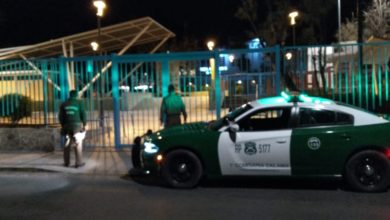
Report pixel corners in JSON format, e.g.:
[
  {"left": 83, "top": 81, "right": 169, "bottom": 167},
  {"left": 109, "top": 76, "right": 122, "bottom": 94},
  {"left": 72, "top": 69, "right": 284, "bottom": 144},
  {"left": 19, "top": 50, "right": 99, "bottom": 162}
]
[{"left": 144, "top": 142, "right": 159, "bottom": 154}]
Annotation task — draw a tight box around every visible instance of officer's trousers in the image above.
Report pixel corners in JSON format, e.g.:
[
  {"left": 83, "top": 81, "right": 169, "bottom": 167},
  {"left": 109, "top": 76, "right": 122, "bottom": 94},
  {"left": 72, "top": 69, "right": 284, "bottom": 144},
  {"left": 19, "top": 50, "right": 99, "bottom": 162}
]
[
  {"left": 165, "top": 114, "right": 181, "bottom": 128},
  {"left": 64, "top": 135, "right": 83, "bottom": 167}
]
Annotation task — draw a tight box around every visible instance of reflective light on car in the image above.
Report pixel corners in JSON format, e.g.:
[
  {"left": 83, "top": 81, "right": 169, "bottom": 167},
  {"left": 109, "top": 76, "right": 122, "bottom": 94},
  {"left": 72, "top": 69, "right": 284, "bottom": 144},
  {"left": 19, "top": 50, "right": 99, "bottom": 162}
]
[
  {"left": 313, "top": 105, "right": 325, "bottom": 110},
  {"left": 280, "top": 92, "right": 334, "bottom": 104},
  {"left": 158, "top": 136, "right": 162, "bottom": 140},
  {"left": 299, "top": 94, "right": 333, "bottom": 104},
  {"left": 259, "top": 97, "right": 288, "bottom": 104},
  {"left": 144, "top": 142, "right": 159, "bottom": 154},
  {"left": 281, "top": 91, "right": 290, "bottom": 100},
  {"left": 325, "top": 130, "right": 334, "bottom": 134},
  {"left": 299, "top": 94, "right": 312, "bottom": 102}
]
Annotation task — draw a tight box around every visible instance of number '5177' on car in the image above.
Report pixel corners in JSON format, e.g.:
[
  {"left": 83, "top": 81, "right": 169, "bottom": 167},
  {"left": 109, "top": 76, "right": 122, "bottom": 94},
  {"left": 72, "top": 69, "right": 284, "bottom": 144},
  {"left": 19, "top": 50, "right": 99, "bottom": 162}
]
[{"left": 132, "top": 92, "right": 390, "bottom": 192}]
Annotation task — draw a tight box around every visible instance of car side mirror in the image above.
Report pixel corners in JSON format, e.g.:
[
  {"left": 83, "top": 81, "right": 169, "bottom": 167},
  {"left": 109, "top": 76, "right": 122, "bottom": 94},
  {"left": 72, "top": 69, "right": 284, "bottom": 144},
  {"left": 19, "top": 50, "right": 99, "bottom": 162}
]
[
  {"left": 229, "top": 124, "right": 239, "bottom": 132},
  {"left": 228, "top": 123, "right": 239, "bottom": 143}
]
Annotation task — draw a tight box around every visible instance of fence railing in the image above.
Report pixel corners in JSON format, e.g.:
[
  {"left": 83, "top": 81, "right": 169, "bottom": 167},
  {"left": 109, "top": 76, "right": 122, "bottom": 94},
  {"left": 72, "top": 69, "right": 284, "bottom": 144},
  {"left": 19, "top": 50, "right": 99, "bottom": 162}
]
[
  {"left": 1, "top": 42, "right": 389, "bottom": 147},
  {"left": 282, "top": 42, "right": 390, "bottom": 112}
]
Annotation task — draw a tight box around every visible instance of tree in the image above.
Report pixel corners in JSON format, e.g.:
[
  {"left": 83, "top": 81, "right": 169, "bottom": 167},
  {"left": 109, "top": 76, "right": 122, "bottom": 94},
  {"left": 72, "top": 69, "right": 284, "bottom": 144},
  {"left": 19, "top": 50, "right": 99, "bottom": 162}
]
[
  {"left": 234, "top": 0, "right": 261, "bottom": 39},
  {"left": 364, "top": 0, "right": 390, "bottom": 38},
  {"left": 235, "top": 0, "right": 336, "bottom": 92},
  {"left": 0, "top": 94, "right": 32, "bottom": 124},
  {"left": 235, "top": 0, "right": 336, "bottom": 45},
  {"left": 163, "top": 35, "right": 202, "bottom": 52},
  {"left": 338, "top": 15, "right": 359, "bottom": 41},
  {"left": 235, "top": 0, "right": 289, "bottom": 46},
  {"left": 337, "top": 0, "right": 390, "bottom": 41},
  {"left": 297, "top": 0, "right": 337, "bottom": 44}
]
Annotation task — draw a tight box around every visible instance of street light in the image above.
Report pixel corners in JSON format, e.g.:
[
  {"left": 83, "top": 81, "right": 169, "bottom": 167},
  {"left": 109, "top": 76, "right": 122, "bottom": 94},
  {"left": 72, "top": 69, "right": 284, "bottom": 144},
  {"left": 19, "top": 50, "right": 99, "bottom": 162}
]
[
  {"left": 90, "top": 41, "right": 99, "bottom": 51},
  {"left": 285, "top": 52, "right": 293, "bottom": 60},
  {"left": 206, "top": 40, "right": 216, "bottom": 110},
  {"left": 93, "top": 0, "right": 106, "bottom": 51},
  {"left": 206, "top": 40, "right": 216, "bottom": 80},
  {"left": 93, "top": 0, "right": 106, "bottom": 17},
  {"left": 289, "top": 11, "right": 299, "bottom": 46},
  {"left": 207, "top": 41, "right": 215, "bottom": 51},
  {"left": 93, "top": 0, "right": 106, "bottom": 129},
  {"left": 338, "top": 0, "right": 341, "bottom": 43}
]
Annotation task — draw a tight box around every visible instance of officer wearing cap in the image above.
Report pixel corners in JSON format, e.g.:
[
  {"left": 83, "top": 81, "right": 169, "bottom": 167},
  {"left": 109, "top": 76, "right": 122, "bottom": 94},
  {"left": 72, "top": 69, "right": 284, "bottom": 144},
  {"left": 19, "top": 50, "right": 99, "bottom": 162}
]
[
  {"left": 160, "top": 84, "right": 187, "bottom": 128},
  {"left": 59, "top": 90, "right": 87, "bottom": 168}
]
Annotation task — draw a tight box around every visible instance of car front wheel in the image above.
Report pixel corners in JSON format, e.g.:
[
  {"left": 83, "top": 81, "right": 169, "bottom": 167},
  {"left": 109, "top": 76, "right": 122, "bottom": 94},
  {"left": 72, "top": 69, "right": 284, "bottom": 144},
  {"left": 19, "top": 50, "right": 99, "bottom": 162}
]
[
  {"left": 161, "top": 150, "right": 203, "bottom": 188},
  {"left": 345, "top": 150, "right": 390, "bottom": 192}
]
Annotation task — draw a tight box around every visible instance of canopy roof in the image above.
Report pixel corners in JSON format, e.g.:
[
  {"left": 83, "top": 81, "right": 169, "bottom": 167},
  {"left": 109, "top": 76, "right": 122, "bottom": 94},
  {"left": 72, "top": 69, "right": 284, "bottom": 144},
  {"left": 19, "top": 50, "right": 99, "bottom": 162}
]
[{"left": 0, "top": 17, "right": 175, "bottom": 60}]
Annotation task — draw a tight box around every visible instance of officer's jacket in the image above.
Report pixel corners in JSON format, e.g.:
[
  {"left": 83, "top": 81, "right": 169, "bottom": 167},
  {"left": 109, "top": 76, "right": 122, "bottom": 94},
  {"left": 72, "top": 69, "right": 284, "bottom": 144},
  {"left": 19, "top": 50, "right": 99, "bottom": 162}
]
[
  {"left": 59, "top": 98, "right": 86, "bottom": 134},
  {"left": 160, "top": 92, "right": 187, "bottom": 121}
]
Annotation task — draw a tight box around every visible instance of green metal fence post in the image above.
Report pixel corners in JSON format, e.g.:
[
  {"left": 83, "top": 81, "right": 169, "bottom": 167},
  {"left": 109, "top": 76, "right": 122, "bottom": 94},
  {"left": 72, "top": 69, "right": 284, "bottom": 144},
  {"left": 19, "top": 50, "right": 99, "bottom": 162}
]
[
  {"left": 162, "top": 57, "right": 170, "bottom": 97},
  {"left": 214, "top": 50, "right": 221, "bottom": 119},
  {"left": 111, "top": 54, "right": 121, "bottom": 148},
  {"left": 59, "top": 57, "right": 69, "bottom": 102},
  {"left": 42, "top": 60, "right": 49, "bottom": 126},
  {"left": 275, "top": 45, "right": 281, "bottom": 94},
  {"left": 59, "top": 57, "right": 69, "bottom": 149}
]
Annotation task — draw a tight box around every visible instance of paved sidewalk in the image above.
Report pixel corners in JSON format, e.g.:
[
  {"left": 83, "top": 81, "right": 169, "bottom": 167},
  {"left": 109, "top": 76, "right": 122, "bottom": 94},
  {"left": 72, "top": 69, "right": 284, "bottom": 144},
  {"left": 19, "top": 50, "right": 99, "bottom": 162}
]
[{"left": 0, "top": 148, "right": 133, "bottom": 176}]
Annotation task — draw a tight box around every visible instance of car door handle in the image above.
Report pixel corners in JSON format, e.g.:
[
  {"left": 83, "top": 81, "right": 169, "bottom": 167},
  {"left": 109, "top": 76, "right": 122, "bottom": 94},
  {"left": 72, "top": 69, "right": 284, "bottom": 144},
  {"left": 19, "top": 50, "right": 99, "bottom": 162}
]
[
  {"left": 341, "top": 134, "right": 351, "bottom": 140},
  {"left": 276, "top": 139, "right": 287, "bottom": 144}
]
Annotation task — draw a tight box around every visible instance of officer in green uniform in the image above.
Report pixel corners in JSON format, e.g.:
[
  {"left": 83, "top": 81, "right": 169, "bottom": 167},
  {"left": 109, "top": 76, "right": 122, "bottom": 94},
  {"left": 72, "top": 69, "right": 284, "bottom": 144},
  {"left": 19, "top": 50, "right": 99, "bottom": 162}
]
[
  {"left": 160, "top": 84, "right": 187, "bottom": 128},
  {"left": 59, "top": 90, "right": 87, "bottom": 168}
]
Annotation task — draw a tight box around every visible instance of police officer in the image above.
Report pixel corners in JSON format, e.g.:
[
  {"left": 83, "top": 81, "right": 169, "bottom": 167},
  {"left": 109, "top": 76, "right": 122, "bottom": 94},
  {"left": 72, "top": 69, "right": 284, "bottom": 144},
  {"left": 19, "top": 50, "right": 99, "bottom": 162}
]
[
  {"left": 59, "top": 90, "right": 87, "bottom": 168},
  {"left": 160, "top": 84, "right": 187, "bottom": 128}
]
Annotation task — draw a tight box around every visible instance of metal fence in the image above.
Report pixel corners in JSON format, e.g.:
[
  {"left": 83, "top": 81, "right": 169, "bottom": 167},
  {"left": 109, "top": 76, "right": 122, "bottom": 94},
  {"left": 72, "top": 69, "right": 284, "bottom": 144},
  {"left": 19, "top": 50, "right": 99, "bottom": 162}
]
[
  {"left": 113, "top": 48, "right": 279, "bottom": 146},
  {"left": 282, "top": 42, "right": 390, "bottom": 112},
  {"left": 1, "top": 42, "right": 390, "bottom": 148}
]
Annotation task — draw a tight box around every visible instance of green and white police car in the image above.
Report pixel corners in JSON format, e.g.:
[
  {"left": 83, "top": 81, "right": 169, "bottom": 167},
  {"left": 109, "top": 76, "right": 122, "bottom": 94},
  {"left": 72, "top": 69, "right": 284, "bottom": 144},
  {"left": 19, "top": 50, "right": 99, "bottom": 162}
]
[{"left": 134, "top": 93, "right": 390, "bottom": 192}]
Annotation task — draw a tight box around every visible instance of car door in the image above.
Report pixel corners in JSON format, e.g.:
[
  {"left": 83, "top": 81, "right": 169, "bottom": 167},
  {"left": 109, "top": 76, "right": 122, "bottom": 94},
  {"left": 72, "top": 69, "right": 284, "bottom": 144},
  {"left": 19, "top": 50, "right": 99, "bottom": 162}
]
[
  {"left": 290, "top": 105, "right": 354, "bottom": 176},
  {"left": 218, "top": 106, "right": 293, "bottom": 176}
]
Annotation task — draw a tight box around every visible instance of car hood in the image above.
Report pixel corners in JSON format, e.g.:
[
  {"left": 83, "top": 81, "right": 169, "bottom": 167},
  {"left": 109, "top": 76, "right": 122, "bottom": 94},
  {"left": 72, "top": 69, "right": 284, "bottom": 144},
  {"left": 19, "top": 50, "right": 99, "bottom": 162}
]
[{"left": 154, "top": 122, "right": 209, "bottom": 138}]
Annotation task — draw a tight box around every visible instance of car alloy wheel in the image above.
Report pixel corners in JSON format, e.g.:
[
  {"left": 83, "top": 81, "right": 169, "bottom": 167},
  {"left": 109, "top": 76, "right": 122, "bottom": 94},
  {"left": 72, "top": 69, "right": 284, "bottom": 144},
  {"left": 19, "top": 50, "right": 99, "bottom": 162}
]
[
  {"left": 162, "top": 149, "right": 203, "bottom": 188},
  {"left": 345, "top": 150, "right": 390, "bottom": 192}
]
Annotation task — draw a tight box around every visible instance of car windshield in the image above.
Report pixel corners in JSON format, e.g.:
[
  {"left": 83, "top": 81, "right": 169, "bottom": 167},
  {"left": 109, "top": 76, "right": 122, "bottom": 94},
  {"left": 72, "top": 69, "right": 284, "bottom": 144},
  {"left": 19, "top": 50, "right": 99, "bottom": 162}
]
[{"left": 209, "top": 104, "right": 253, "bottom": 130}]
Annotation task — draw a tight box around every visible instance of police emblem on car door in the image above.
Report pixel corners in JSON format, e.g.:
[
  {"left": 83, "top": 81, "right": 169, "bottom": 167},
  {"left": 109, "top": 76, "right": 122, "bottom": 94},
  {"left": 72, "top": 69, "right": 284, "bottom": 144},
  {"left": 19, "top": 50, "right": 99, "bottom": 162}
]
[{"left": 218, "top": 107, "right": 293, "bottom": 176}]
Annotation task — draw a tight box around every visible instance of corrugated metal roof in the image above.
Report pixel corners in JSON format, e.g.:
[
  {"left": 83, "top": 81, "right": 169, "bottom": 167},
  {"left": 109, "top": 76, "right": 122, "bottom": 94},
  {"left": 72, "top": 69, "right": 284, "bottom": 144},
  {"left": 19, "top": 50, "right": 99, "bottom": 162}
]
[{"left": 0, "top": 17, "right": 175, "bottom": 60}]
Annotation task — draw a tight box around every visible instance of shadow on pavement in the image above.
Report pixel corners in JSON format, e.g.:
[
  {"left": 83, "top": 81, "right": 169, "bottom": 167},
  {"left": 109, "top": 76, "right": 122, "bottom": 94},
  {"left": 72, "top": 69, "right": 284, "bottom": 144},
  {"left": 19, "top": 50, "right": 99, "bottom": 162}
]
[
  {"left": 123, "top": 172, "right": 348, "bottom": 191},
  {"left": 121, "top": 172, "right": 167, "bottom": 188},
  {"left": 200, "top": 177, "right": 346, "bottom": 191}
]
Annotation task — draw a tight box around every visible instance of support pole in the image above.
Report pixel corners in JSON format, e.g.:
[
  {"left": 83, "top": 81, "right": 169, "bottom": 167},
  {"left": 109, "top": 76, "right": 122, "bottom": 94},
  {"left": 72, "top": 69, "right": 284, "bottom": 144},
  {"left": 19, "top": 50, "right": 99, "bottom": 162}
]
[
  {"left": 79, "top": 22, "right": 154, "bottom": 96},
  {"left": 19, "top": 54, "right": 61, "bottom": 91},
  {"left": 357, "top": 0, "right": 364, "bottom": 102}
]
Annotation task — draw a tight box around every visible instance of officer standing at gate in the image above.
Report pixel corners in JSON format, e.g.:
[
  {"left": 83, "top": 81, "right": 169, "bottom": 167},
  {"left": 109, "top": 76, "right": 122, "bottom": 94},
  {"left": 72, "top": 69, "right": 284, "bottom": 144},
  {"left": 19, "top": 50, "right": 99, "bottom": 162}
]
[
  {"left": 59, "top": 90, "right": 87, "bottom": 168},
  {"left": 160, "top": 84, "right": 187, "bottom": 128}
]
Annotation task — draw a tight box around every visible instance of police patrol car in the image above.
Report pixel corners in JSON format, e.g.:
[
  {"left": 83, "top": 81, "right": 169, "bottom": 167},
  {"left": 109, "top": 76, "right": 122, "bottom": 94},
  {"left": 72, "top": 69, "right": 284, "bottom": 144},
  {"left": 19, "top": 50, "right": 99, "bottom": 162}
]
[{"left": 134, "top": 92, "right": 390, "bottom": 192}]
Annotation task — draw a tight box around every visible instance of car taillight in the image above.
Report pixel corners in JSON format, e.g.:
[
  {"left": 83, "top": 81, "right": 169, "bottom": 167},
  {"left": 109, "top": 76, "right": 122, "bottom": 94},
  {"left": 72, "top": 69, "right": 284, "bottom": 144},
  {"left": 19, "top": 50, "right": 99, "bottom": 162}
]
[{"left": 386, "top": 148, "right": 390, "bottom": 158}]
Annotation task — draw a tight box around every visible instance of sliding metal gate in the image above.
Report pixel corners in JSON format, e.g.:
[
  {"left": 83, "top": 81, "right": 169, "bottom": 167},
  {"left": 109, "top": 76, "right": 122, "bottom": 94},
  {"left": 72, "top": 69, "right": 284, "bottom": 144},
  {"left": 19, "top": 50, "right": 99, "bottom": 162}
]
[{"left": 112, "top": 47, "right": 280, "bottom": 147}]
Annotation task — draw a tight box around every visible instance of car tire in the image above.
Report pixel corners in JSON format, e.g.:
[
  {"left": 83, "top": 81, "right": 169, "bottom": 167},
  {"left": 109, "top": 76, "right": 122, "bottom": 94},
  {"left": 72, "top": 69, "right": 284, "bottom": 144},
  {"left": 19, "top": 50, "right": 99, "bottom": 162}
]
[
  {"left": 161, "top": 150, "right": 203, "bottom": 188},
  {"left": 344, "top": 150, "right": 390, "bottom": 192},
  {"left": 131, "top": 136, "right": 142, "bottom": 168}
]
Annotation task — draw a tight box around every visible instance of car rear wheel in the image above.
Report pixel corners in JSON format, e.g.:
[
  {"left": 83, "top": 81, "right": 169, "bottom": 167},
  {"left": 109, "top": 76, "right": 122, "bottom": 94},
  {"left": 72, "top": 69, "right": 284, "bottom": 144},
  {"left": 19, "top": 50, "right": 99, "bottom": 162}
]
[
  {"left": 162, "top": 150, "right": 203, "bottom": 188},
  {"left": 344, "top": 150, "right": 390, "bottom": 192}
]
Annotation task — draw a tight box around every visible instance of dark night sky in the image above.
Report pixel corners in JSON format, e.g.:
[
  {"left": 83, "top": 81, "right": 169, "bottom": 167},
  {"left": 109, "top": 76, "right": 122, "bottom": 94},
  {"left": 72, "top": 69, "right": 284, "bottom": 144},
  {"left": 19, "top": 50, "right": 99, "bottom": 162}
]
[{"left": 0, "top": 0, "right": 358, "bottom": 49}]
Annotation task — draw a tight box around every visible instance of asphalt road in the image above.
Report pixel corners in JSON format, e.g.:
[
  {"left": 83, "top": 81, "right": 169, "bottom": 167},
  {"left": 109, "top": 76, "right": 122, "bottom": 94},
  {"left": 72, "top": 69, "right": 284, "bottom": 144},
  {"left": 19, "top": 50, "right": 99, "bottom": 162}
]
[{"left": 0, "top": 172, "right": 389, "bottom": 220}]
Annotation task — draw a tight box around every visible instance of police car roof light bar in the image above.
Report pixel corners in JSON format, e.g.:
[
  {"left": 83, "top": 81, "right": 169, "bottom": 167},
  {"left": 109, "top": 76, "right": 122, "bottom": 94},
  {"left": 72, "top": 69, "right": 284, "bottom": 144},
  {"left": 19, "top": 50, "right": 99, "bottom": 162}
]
[{"left": 280, "top": 91, "right": 333, "bottom": 104}]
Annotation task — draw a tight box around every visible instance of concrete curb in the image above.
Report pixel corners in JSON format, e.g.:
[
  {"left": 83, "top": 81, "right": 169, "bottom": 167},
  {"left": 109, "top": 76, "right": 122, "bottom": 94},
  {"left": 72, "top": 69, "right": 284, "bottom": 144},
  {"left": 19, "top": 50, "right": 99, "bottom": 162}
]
[{"left": 0, "top": 149, "right": 133, "bottom": 176}]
